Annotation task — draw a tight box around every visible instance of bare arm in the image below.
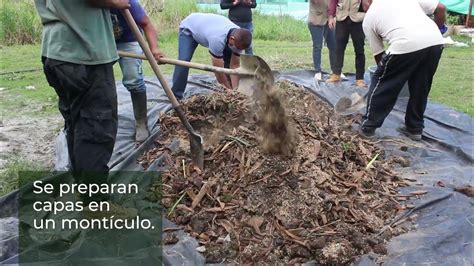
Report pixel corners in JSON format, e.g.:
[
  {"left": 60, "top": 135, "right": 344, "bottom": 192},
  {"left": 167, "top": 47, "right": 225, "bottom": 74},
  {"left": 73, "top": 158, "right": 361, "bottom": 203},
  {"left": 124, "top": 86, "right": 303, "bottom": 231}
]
[
  {"left": 139, "top": 15, "right": 165, "bottom": 60},
  {"left": 328, "top": 0, "right": 337, "bottom": 17},
  {"left": 230, "top": 54, "right": 240, "bottom": 89},
  {"left": 328, "top": 0, "right": 337, "bottom": 29},
  {"left": 433, "top": 3, "right": 446, "bottom": 28},
  {"left": 211, "top": 56, "right": 232, "bottom": 89},
  {"left": 87, "top": 0, "right": 130, "bottom": 9}
]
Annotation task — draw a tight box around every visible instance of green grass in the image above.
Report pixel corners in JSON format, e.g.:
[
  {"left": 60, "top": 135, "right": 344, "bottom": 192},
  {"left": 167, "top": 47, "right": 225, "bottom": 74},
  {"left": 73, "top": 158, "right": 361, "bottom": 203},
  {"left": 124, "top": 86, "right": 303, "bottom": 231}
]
[
  {"left": 428, "top": 37, "right": 474, "bottom": 115},
  {"left": 152, "top": 1, "right": 310, "bottom": 43},
  {"left": 0, "top": 45, "right": 57, "bottom": 119},
  {"left": 252, "top": 11, "right": 310, "bottom": 41},
  {"left": 0, "top": 0, "right": 41, "bottom": 45},
  {"left": 0, "top": 157, "right": 47, "bottom": 196}
]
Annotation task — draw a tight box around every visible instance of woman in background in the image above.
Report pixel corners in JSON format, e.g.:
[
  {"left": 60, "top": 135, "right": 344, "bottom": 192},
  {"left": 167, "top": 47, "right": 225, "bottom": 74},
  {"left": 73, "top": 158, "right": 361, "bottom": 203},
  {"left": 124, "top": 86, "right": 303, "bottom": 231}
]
[{"left": 308, "top": 0, "right": 337, "bottom": 82}]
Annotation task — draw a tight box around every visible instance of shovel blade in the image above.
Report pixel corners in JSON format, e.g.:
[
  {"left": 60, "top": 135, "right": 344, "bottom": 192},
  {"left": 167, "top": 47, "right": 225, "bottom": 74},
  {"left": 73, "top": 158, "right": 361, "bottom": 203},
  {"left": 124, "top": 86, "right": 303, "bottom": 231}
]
[
  {"left": 334, "top": 93, "right": 367, "bottom": 116},
  {"left": 237, "top": 54, "right": 274, "bottom": 97},
  {"left": 189, "top": 132, "right": 204, "bottom": 171}
]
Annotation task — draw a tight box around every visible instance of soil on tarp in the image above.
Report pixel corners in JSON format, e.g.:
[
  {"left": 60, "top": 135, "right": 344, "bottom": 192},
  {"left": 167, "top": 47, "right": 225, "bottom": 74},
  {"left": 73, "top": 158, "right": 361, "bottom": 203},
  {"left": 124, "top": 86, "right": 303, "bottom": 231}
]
[{"left": 141, "top": 81, "right": 412, "bottom": 264}]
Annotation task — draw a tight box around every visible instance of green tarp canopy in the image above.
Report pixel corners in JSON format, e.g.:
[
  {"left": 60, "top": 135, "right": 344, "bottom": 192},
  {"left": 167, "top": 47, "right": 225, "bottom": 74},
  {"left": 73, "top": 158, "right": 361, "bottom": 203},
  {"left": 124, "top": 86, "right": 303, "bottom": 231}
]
[{"left": 440, "top": 0, "right": 474, "bottom": 15}]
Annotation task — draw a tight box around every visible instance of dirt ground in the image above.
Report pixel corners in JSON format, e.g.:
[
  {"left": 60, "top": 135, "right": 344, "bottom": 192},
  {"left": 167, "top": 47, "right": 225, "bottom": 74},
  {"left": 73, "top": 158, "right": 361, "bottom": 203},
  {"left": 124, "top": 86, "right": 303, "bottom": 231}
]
[
  {"left": 143, "top": 81, "right": 412, "bottom": 264},
  {"left": 0, "top": 115, "right": 62, "bottom": 171}
]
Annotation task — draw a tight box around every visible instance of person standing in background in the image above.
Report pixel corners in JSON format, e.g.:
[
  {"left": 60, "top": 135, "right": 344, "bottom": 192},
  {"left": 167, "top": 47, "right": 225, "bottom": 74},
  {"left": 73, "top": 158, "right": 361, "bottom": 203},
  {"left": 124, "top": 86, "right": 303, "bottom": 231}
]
[
  {"left": 110, "top": 0, "right": 165, "bottom": 142},
  {"left": 327, "top": 0, "right": 366, "bottom": 87},
  {"left": 308, "top": 0, "right": 336, "bottom": 82},
  {"left": 220, "top": 0, "right": 257, "bottom": 55}
]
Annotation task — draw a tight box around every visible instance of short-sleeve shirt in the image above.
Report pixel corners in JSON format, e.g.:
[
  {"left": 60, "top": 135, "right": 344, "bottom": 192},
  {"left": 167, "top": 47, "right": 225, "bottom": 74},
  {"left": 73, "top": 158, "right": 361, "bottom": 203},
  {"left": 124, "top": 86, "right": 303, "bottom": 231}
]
[
  {"left": 34, "top": 0, "right": 118, "bottom": 65},
  {"left": 180, "top": 13, "right": 239, "bottom": 58},
  {"left": 362, "top": 0, "right": 443, "bottom": 56},
  {"left": 110, "top": 0, "right": 147, "bottom": 43}
]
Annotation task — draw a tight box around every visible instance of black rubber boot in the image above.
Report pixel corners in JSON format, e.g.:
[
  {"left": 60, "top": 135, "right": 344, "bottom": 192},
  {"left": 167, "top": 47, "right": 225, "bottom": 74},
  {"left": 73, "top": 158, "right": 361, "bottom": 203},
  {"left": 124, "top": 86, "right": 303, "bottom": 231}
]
[{"left": 130, "top": 91, "right": 149, "bottom": 142}]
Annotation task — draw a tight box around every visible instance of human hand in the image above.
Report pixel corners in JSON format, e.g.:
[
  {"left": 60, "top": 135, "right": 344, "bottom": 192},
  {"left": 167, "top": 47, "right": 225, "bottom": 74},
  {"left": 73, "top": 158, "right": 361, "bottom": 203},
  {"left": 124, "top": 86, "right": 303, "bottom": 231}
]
[
  {"left": 233, "top": 0, "right": 240, "bottom": 6},
  {"left": 328, "top": 16, "right": 336, "bottom": 29},
  {"left": 151, "top": 48, "right": 166, "bottom": 63}
]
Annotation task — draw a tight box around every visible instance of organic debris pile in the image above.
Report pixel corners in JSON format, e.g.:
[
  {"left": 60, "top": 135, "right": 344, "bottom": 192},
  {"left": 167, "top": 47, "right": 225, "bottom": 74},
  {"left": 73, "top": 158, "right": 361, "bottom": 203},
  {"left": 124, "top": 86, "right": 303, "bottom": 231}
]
[{"left": 142, "top": 82, "right": 412, "bottom": 264}]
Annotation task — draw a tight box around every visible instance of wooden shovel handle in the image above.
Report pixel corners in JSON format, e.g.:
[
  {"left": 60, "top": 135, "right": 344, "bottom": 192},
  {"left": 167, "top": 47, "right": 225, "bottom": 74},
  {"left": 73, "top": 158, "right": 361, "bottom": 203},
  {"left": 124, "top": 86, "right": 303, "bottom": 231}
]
[
  {"left": 118, "top": 51, "right": 254, "bottom": 77},
  {"left": 121, "top": 9, "right": 197, "bottom": 133}
]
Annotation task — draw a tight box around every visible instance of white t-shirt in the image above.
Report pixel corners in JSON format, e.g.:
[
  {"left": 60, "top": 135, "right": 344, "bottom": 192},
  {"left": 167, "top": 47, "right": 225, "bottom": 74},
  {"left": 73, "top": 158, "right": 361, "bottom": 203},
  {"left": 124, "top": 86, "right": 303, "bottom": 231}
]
[{"left": 363, "top": 0, "right": 444, "bottom": 56}]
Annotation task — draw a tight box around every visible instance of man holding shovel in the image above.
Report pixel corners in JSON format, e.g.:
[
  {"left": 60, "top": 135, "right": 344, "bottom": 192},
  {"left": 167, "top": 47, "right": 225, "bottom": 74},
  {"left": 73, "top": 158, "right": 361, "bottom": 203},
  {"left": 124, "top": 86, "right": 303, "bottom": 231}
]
[
  {"left": 110, "top": 0, "right": 165, "bottom": 142},
  {"left": 171, "top": 13, "right": 252, "bottom": 100},
  {"left": 359, "top": 0, "right": 446, "bottom": 140},
  {"left": 35, "top": 0, "right": 137, "bottom": 217}
]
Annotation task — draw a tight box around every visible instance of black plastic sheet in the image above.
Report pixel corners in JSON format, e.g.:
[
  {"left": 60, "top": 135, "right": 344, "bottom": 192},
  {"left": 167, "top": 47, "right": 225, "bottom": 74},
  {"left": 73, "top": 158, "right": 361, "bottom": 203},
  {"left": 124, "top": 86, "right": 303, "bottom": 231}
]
[{"left": 1, "top": 71, "right": 473, "bottom": 265}]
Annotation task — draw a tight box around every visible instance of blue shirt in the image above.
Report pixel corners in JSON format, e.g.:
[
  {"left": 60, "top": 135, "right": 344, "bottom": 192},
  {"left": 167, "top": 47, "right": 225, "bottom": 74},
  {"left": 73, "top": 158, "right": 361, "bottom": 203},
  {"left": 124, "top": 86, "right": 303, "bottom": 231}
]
[{"left": 110, "top": 0, "right": 146, "bottom": 43}]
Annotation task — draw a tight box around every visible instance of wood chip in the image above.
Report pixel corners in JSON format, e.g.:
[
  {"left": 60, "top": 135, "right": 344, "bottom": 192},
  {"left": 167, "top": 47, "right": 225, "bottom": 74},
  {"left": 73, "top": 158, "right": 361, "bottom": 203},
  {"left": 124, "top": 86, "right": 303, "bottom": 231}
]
[
  {"left": 220, "top": 141, "right": 234, "bottom": 153},
  {"left": 247, "top": 160, "right": 264, "bottom": 175},
  {"left": 205, "top": 205, "right": 239, "bottom": 213},
  {"left": 192, "top": 182, "right": 211, "bottom": 209},
  {"left": 410, "top": 190, "right": 428, "bottom": 196},
  {"left": 186, "top": 190, "right": 197, "bottom": 202},
  {"left": 246, "top": 216, "right": 265, "bottom": 235}
]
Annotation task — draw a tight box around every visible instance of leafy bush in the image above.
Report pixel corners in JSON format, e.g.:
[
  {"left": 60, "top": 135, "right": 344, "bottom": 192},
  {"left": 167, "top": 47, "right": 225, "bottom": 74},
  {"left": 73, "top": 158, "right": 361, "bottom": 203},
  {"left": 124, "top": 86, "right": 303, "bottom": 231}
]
[{"left": 446, "top": 13, "right": 461, "bottom": 26}]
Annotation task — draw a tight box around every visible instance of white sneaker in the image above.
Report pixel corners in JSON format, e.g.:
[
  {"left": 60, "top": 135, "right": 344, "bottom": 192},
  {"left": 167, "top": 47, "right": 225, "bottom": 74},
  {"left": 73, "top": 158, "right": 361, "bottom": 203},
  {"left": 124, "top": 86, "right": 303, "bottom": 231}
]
[{"left": 314, "top": 72, "right": 322, "bottom": 81}]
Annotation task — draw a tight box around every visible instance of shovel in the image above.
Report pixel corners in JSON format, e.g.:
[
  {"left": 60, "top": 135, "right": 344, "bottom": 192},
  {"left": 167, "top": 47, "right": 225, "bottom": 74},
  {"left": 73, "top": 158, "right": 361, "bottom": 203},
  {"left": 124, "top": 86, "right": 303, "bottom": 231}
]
[
  {"left": 117, "top": 51, "right": 274, "bottom": 97},
  {"left": 122, "top": 9, "right": 204, "bottom": 170},
  {"left": 334, "top": 92, "right": 368, "bottom": 116}
]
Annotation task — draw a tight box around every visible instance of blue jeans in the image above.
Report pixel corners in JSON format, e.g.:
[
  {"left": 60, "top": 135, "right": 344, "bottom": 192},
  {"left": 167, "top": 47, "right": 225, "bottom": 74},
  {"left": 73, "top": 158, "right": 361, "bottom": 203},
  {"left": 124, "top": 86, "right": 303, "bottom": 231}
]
[
  {"left": 308, "top": 23, "right": 336, "bottom": 73},
  {"left": 117, "top": 42, "right": 146, "bottom": 93},
  {"left": 233, "top": 21, "right": 254, "bottom": 55},
  {"left": 172, "top": 29, "right": 199, "bottom": 99}
]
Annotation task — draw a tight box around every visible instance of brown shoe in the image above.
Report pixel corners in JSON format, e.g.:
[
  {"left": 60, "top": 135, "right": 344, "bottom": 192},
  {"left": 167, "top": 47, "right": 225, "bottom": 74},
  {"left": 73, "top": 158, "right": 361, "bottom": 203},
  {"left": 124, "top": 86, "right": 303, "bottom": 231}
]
[
  {"left": 355, "top": 79, "right": 366, "bottom": 87},
  {"left": 326, "top": 74, "right": 341, "bottom": 83}
]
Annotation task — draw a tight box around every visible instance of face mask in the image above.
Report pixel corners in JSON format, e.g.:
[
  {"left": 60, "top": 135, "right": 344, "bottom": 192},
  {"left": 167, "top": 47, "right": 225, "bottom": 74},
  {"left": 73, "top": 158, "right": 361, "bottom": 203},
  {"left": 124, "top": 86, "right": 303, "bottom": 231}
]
[{"left": 228, "top": 44, "right": 243, "bottom": 54}]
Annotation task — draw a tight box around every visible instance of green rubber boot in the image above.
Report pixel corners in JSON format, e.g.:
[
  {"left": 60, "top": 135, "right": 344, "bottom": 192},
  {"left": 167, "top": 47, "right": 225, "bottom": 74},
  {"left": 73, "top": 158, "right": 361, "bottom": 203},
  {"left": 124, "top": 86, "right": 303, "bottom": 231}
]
[{"left": 130, "top": 91, "right": 149, "bottom": 142}]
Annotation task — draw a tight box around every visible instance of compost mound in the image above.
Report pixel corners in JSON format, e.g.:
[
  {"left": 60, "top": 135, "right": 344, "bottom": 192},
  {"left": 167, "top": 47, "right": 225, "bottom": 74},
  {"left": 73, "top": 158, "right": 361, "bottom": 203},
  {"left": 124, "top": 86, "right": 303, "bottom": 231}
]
[{"left": 142, "top": 81, "right": 410, "bottom": 264}]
